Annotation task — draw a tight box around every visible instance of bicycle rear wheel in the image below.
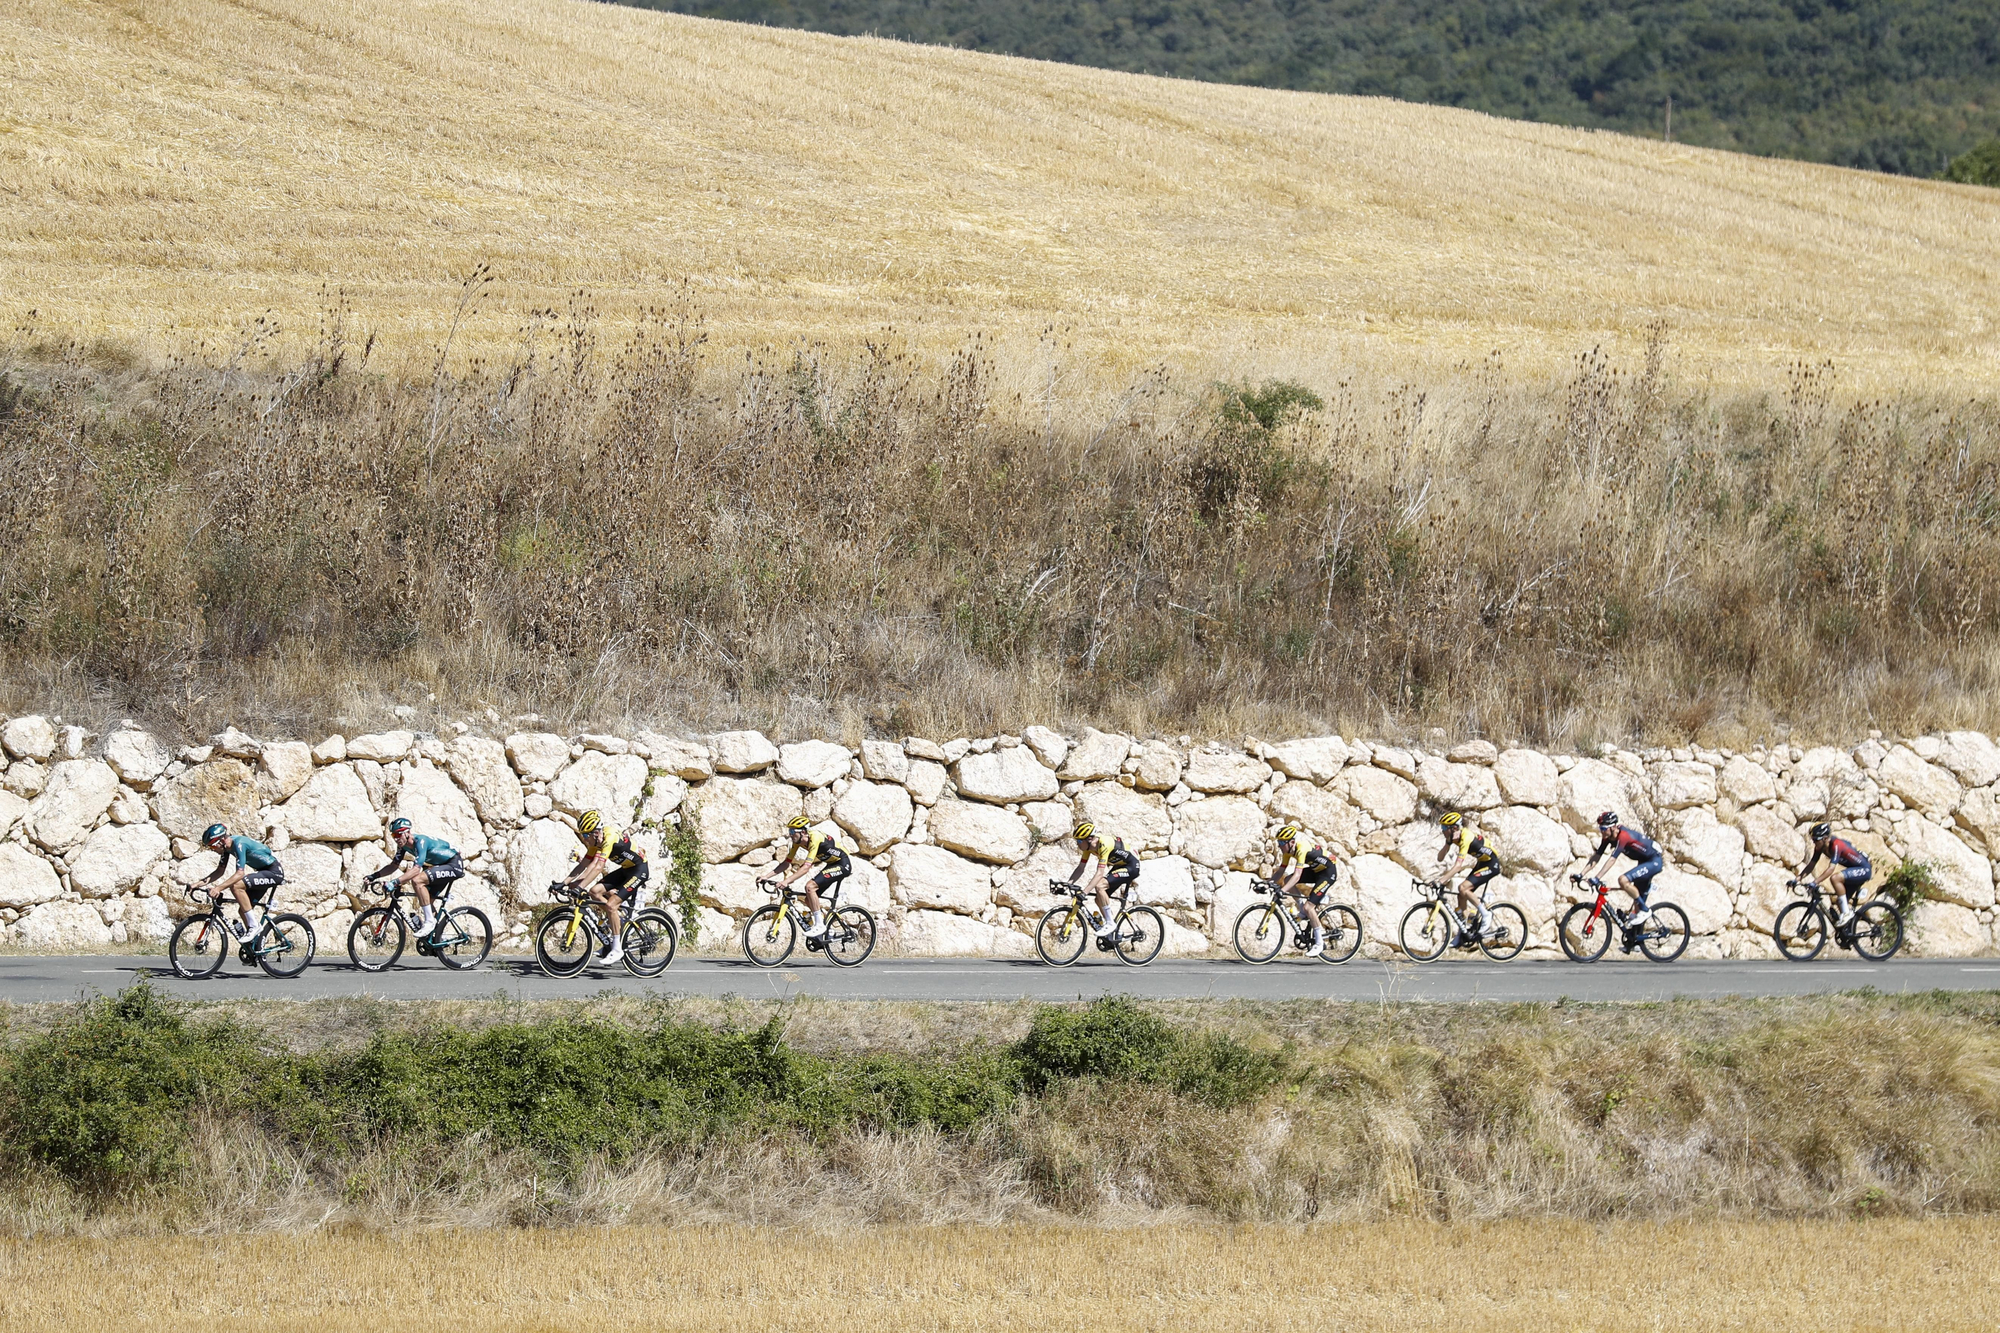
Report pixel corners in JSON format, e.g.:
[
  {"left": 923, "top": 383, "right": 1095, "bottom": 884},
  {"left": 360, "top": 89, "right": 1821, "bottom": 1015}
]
[
  {"left": 1232, "top": 904, "right": 1285, "bottom": 963},
  {"left": 825, "top": 906, "right": 876, "bottom": 967},
  {"left": 1478, "top": 903, "right": 1529, "bottom": 961},
  {"left": 1638, "top": 902, "right": 1690, "bottom": 962},
  {"left": 1314, "top": 903, "right": 1364, "bottom": 964},
  {"left": 1774, "top": 901, "right": 1827, "bottom": 962},
  {"left": 621, "top": 909, "right": 678, "bottom": 976},
  {"left": 743, "top": 904, "right": 796, "bottom": 967},
  {"left": 1115, "top": 905, "right": 1165, "bottom": 966},
  {"left": 257, "top": 914, "right": 317, "bottom": 978},
  {"left": 435, "top": 907, "right": 493, "bottom": 971},
  {"left": 1559, "top": 903, "right": 1612, "bottom": 962},
  {"left": 347, "top": 906, "right": 407, "bottom": 972},
  {"left": 1036, "top": 905, "right": 1087, "bottom": 966},
  {"left": 169, "top": 913, "right": 228, "bottom": 979},
  {"left": 1850, "top": 901, "right": 1904, "bottom": 961},
  {"left": 1399, "top": 902, "right": 1452, "bottom": 961},
  {"left": 535, "top": 907, "right": 594, "bottom": 977}
]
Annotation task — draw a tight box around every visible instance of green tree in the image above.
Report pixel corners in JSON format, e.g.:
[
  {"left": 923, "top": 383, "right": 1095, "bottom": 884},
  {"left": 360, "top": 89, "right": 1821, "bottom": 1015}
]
[{"left": 1943, "top": 138, "right": 2000, "bottom": 186}]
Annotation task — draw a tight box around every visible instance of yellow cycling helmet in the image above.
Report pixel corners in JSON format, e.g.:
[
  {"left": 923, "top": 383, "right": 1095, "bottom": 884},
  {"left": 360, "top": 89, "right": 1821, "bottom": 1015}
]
[
  {"left": 1072, "top": 821, "right": 1095, "bottom": 842},
  {"left": 1439, "top": 811, "right": 1462, "bottom": 827},
  {"left": 578, "top": 810, "right": 604, "bottom": 834},
  {"left": 786, "top": 815, "right": 812, "bottom": 832},
  {"left": 1275, "top": 824, "right": 1300, "bottom": 843}
]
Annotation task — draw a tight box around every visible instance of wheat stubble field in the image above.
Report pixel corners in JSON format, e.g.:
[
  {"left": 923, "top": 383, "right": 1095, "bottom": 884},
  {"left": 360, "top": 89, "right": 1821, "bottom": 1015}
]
[{"left": 5, "top": 0, "right": 1999, "bottom": 388}]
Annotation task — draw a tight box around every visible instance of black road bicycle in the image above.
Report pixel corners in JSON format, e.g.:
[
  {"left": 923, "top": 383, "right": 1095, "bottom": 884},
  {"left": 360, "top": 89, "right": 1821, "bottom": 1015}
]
[
  {"left": 169, "top": 885, "right": 316, "bottom": 979},
  {"left": 1773, "top": 878, "right": 1904, "bottom": 962},
  {"left": 1559, "top": 875, "right": 1690, "bottom": 963},
  {"left": 347, "top": 877, "right": 493, "bottom": 972},
  {"left": 1036, "top": 879, "right": 1166, "bottom": 966},
  {"left": 743, "top": 877, "right": 876, "bottom": 967},
  {"left": 534, "top": 881, "right": 679, "bottom": 978},
  {"left": 1232, "top": 877, "right": 1363, "bottom": 964},
  {"left": 1398, "top": 878, "right": 1528, "bottom": 961}
]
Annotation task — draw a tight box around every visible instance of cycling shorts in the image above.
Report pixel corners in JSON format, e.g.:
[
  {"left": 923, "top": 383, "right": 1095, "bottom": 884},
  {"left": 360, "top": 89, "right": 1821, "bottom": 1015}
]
[
  {"left": 810, "top": 862, "right": 852, "bottom": 893},
  {"left": 1841, "top": 865, "right": 1873, "bottom": 891},
  {"left": 1626, "top": 856, "right": 1664, "bottom": 892},
  {"left": 242, "top": 867, "right": 285, "bottom": 904},
  {"left": 424, "top": 858, "right": 466, "bottom": 890},
  {"left": 1105, "top": 860, "right": 1140, "bottom": 894},
  {"left": 603, "top": 862, "right": 650, "bottom": 897},
  {"left": 1466, "top": 865, "right": 1501, "bottom": 892}
]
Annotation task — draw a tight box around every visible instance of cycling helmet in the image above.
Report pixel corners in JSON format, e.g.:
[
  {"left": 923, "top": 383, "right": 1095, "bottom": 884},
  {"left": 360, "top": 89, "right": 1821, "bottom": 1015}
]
[
  {"left": 786, "top": 815, "right": 812, "bottom": 832},
  {"left": 1275, "top": 824, "right": 1300, "bottom": 843},
  {"left": 1596, "top": 811, "right": 1619, "bottom": 828},
  {"left": 1439, "top": 811, "right": 1462, "bottom": 827},
  {"left": 1072, "top": 821, "right": 1096, "bottom": 842},
  {"left": 1810, "top": 822, "right": 1832, "bottom": 842},
  {"left": 388, "top": 817, "right": 413, "bottom": 837},
  {"left": 202, "top": 822, "right": 229, "bottom": 847},
  {"left": 578, "top": 810, "right": 604, "bottom": 834}
]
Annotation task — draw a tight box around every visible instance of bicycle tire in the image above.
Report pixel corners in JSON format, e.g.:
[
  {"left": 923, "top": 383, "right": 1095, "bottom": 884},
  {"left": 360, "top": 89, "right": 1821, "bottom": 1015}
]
[
  {"left": 168, "top": 913, "right": 228, "bottom": 979},
  {"left": 621, "top": 909, "right": 678, "bottom": 977},
  {"left": 347, "top": 905, "right": 407, "bottom": 972},
  {"left": 1638, "top": 902, "right": 1691, "bottom": 963},
  {"left": 825, "top": 906, "right": 877, "bottom": 967},
  {"left": 1232, "top": 904, "right": 1285, "bottom": 963},
  {"left": 1773, "top": 900, "right": 1827, "bottom": 962},
  {"left": 535, "top": 907, "right": 594, "bottom": 978},
  {"left": 1559, "top": 903, "right": 1613, "bottom": 962},
  {"left": 743, "top": 904, "right": 796, "bottom": 967},
  {"left": 1115, "top": 905, "right": 1165, "bottom": 966},
  {"left": 1479, "top": 902, "right": 1529, "bottom": 961},
  {"left": 1315, "top": 903, "right": 1364, "bottom": 964},
  {"left": 257, "top": 914, "right": 317, "bottom": 978},
  {"left": 1849, "top": 900, "right": 1904, "bottom": 962},
  {"left": 435, "top": 907, "right": 493, "bottom": 971},
  {"left": 1036, "top": 904, "right": 1088, "bottom": 966},
  {"left": 1399, "top": 902, "right": 1452, "bottom": 962}
]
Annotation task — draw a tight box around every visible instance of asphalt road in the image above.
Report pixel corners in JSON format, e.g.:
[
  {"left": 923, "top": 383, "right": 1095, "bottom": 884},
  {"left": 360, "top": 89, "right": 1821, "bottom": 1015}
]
[{"left": 4, "top": 954, "right": 1997, "bottom": 1003}]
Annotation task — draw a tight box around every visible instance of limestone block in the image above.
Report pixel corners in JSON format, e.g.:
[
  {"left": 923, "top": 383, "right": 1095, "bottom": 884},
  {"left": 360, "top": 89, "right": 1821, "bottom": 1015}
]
[
  {"left": 0, "top": 844, "right": 62, "bottom": 907},
  {"left": 1909, "top": 900, "right": 1988, "bottom": 958},
  {"left": 1384, "top": 819, "right": 1447, "bottom": 877},
  {"left": 550, "top": 751, "right": 648, "bottom": 823},
  {"left": 994, "top": 845, "right": 1077, "bottom": 914},
  {"left": 280, "top": 764, "right": 380, "bottom": 842},
  {"left": 778, "top": 740, "right": 852, "bottom": 789},
  {"left": 1131, "top": 854, "right": 1197, "bottom": 910},
  {"left": 1493, "top": 749, "right": 1560, "bottom": 807},
  {"left": 897, "top": 910, "right": 1033, "bottom": 957},
  {"left": 1347, "top": 853, "right": 1415, "bottom": 950},
  {"left": 1484, "top": 805, "right": 1572, "bottom": 874},
  {"left": 1208, "top": 870, "right": 1262, "bottom": 939},
  {"left": 27, "top": 760, "right": 120, "bottom": 852},
  {"left": 888, "top": 843, "right": 991, "bottom": 914},
  {"left": 1262, "top": 736, "right": 1349, "bottom": 784},
  {"left": 1132, "top": 742, "right": 1185, "bottom": 792},
  {"left": 1894, "top": 814, "right": 1994, "bottom": 909},
  {"left": 1370, "top": 746, "right": 1417, "bottom": 780},
  {"left": 2, "top": 761, "right": 46, "bottom": 798},
  {"left": 508, "top": 818, "right": 583, "bottom": 906},
  {"left": 1654, "top": 867, "right": 1733, "bottom": 935},
  {"left": 1719, "top": 755, "right": 1778, "bottom": 806},
  {"left": 1500, "top": 873, "right": 1559, "bottom": 934},
  {"left": 0, "top": 790, "right": 25, "bottom": 838},
  {"left": 1558, "top": 758, "right": 1641, "bottom": 834},
  {"left": 1073, "top": 783, "right": 1172, "bottom": 852},
  {"left": 1722, "top": 928, "right": 1782, "bottom": 960},
  {"left": 1268, "top": 782, "right": 1360, "bottom": 854},
  {"left": 836, "top": 861, "right": 893, "bottom": 916},
  {"left": 1157, "top": 916, "right": 1213, "bottom": 956},
  {"left": 396, "top": 765, "right": 489, "bottom": 858},
  {"left": 1184, "top": 750, "right": 1270, "bottom": 794},
  {"left": 1422, "top": 762, "right": 1502, "bottom": 812},
  {"left": 352, "top": 759, "right": 393, "bottom": 814},
  {"left": 1176, "top": 795, "right": 1266, "bottom": 869},
  {"left": 312, "top": 735, "right": 347, "bottom": 763},
  {"left": 926, "top": 799, "right": 1032, "bottom": 864},
  {"left": 1955, "top": 786, "right": 2000, "bottom": 858},
  {"left": 14, "top": 900, "right": 112, "bottom": 949},
  {"left": 1651, "top": 761, "right": 1718, "bottom": 810},
  {"left": 104, "top": 728, "right": 172, "bottom": 788},
  {"left": 505, "top": 733, "right": 571, "bottom": 782},
  {"left": 1937, "top": 731, "right": 2000, "bottom": 789},
  {"left": 68, "top": 821, "right": 170, "bottom": 897},
  {"left": 1058, "top": 728, "right": 1129, "bottom": 781},
  {"left": 903, "top": 759, "right": 949, "bottom": 807},
  {"left": 860, "top": 740, "right": 910, "bottom": 784},
  {"left": 694, "top": 778, "right": 802, "bottom": 862},
  {"left": 123, "top": 894, "right": 174, "bottom": 944},
  {"left": 831, "top": 780, "right": 913, "bottom": 856},
  {"left": 347, "top": 730, "right": 414, "bottom": 762},
  {"left": 710, "top": 730, "right": 780, "bottom": 773},
  {"left": 2, "top": 715, "right": 55, "bottom": 762},
  {"left": 1733, "top": 805, "right": 1806, "bottom": 865},
  {"left": 1658, "top": 807, "right": 1744, "bottom": 889},
  {"left": 1336, "top": 767, "right": 1418, "bottom": 826},
  {"left": 1021, "top": 726, "right": 1069, "bottom": 771},
  {"left": 1741, "top": 862, "right": 1795, "bottom": 933},
  {"left": 1022, "top": 800, "right": 1074, "bottom": 844},
  {"left": 903, "top": 738, "right": 947, "bottom": 763},
  {"left": 1877, "top": 747, "right": 1962, "bottom": 818},
  {"left": 252, "top": 741, "right": 313, "bottom": 804},
  {"left": 280, "top": 843, "right": 346, "bottom": 914},
  {"left": 953, "top": 747, "right": 1059, "bottom": 804},
  {"left": 637, "top": 734, "right": 714, "bottom": 781},
  {"left": 699, "top": 862, "right": 770, "bottom": 917}
]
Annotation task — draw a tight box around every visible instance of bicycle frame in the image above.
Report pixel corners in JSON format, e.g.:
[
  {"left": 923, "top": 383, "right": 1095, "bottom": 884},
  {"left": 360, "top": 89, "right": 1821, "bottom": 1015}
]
[
  {"left": 182, "top": 886, "right": 280, "bottom": 958},
  {"left": 1047, "top": 878, "right": 1134, "bottom": 936},
  {"left": 363, "top": 880, "right": 471, "bottom": 947},
  {"left": 1248, "top": 878, "right": 1318, "bottom": 943}
]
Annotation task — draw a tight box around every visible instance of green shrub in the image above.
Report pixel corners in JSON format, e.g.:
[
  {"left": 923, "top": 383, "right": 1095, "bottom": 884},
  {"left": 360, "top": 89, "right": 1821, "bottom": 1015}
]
[
  {"left": 1878, "top": 861, "right": 1940, "bottom": 916},
  {"left": 1942, "top": 138, "right": 2000, "bottom": 186},
  {"left": 1016, "top": 997, "right": 1285, "bottom": 1107}
]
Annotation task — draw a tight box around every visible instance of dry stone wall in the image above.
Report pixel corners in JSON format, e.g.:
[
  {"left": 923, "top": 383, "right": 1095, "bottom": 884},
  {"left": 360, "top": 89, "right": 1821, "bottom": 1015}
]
[{"left": 2, "top": 712, "right": 1996, "bottom": 958}]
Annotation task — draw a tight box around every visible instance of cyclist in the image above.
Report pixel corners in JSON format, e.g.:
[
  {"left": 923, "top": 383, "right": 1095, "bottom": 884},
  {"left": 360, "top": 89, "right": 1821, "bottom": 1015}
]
[
  {"left": 1435, "top": 811, "right": 1502, "bottom": 943},
  {"left": 1799, "top": 822, "right": 1872, "bottom": 926},
  {"left": 364, "top": 817, "right": 464, "bottom": 937},
  {"left": 1271, "top": 823, "right": 1338, "bottom": 957},
  {"left": 1577, "top": 810, "right": 1665, "bottom": 933},
  {"left": 772, "top": 814, "right": 852, "bottom": 939},
  {"left": 1068, "top": 821, "right": 1140, "bottom": 940},
  {"left": 199, "top": 822, "right": 285, "bottom": 942},
  {"left": 565, "top": 809, "right": 626, "bottom": 966}
]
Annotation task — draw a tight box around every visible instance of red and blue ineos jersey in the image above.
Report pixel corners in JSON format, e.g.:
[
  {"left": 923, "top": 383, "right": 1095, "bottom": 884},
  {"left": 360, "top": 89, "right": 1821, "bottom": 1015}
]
[
  {"left": 1815, "top": 837, "right": 1869, "bottom": 872},
  {"left": 1597, "top": 826, "right": 1659, "bottom": 862}
]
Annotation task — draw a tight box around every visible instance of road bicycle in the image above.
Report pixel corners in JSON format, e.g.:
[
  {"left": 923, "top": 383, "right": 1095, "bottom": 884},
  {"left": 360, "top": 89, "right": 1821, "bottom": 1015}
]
[
  {"left": 1559, "top": 875, "right": 1690, "bottom": 962},
  {"left": 534, "top": 881, "right": 679, "bottom": 977},
  {"left": 1035, "top": 879, "right": 1165, "bottom": 967},
  {"left": 1773, "top": 878, "right": 1903, "bottom": 962},
  {"left": 1231, "top": 877, "right": 1362, "bottom": 964},
  {"left": 168, "top": 885, "right": 316, "bottom": 979},
  {"left": 346, "top": 876, "right": 493, "bottom": 972},
  {"left": 742, "top": 876, "right": 876, "bottom": 966},
  {"left": 1398, "top": 878, "right": 1528, "bottom": 961}
]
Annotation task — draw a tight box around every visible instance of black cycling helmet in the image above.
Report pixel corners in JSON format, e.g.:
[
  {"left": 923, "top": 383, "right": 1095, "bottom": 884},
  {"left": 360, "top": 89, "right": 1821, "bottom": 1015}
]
[
  {"left": 202, "top": 822, "right": 229, "bottom": 847},
  {"left": 1809, "top": 822, "right": 1832, "bottom": 842},
  {"left": 388, "top": 817, "right": 413, "bottom": 837},
  {"left": 1596, "top": 811, "right": 1619, "bottom": 828}
]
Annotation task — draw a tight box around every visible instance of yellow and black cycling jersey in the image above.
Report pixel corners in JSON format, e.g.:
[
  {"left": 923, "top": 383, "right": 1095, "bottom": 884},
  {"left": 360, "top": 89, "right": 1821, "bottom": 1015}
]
[
  {"left": 1079, "top": 834, "right": 1140, "bottom": 875},
  {"left": 786, "top": 831, "right": 849, "bottom": 868},
  {"left": 1453, "top": 828, "right": 1500, "bottom": 872},
  {"left": 608, "top": 832, "right": 647, "bottom": 868},
  {"left": 579, "top": 822, "right": 620, "bottom": 864},
  {"left": 1281, "top": 839, "right": 1337, "bottom": 886}
]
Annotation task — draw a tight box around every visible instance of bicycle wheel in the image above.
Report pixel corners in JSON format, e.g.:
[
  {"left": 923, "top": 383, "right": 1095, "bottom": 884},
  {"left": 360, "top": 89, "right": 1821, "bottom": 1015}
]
[
  {"left": 621, "top": 909, "right": 678, "bottom": 977},
  {"left": 1849, "top": 900, "right": 1904, "bottom": 962},
  {"left": 347, "top": 906, "right": 407, "bottom": 972},
  {"left": 825, "top": 906, "right": 877, "bottom": 967},
  {"left": 1478, "top": 903, "right": 1529, "bottom": 961},
  {"left": 1315, "top": 903, "right": 1364, "bottom": 964},
  {"left": 435, "top": 907, "right": 493, "bottom": 971},
  {"left": 1638, "top": 902, "right": 1690, "bottom": 963},
  {"left": 1559, "top": 903, "right": 1613, "bottom": 962},
  {"left": 1399, "top": 902, "right": 1452, "bottom": 962},
  {"left": 1115, "top": 905, "right": 1165, "bottom": 966},
  {"left": 535, "top": 907, "right": 594, "bottom": 978},
  {"left": 1036, "top": 904, "right": 1087, "bottom": 966},
  {"left": 1232, "top": 904, "right": 1285, "bottom": 963},
  {"left": 257, "top": 914, "right": 317, "bottom": 978},
  {"left": 743, "top": 904, "right": 796, "bottom": 967},
  {"left": 1773, "top": 901, "right": 1827, "bottom": 962},
  {"left": 168, "top": 913, "right": 228, "bottom": 979}
]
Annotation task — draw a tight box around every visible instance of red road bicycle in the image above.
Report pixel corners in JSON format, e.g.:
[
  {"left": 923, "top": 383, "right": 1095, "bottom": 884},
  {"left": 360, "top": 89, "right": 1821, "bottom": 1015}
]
[{"left": 1559, "top": 874, "right": 1689, "bottom": 963}]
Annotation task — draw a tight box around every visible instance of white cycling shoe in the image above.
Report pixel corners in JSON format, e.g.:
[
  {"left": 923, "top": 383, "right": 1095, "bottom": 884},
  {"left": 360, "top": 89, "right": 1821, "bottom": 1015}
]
[
  {"left": 1304, "top": 937, "right": 1326, "bottom": 958},
  {"left": 600, "top": 943, "right": 625, "bottom": 966}
]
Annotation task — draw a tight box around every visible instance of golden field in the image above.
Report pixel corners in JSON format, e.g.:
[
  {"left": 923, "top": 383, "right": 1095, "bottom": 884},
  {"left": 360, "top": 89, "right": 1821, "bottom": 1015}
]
[
  {"left": 2, "top": 1220, "right": 1995, "bottom": 1331},
  {"left": 4, "top": 0, "right": 1999, "bottom": 389}
]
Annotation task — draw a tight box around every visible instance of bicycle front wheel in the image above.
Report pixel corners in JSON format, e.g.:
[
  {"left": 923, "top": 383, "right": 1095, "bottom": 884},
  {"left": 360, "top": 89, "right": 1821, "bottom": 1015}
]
[
  {"left": 1399, "top": 902, "right": 1452, "bottom": 962},
  {"left": 1774, "top": 901, "right": 1827, "bottom": 962},
  {"left": 743, "top": 904, "right": 796, "bottom": 967},
  {"left": 1035, "top": 905, "right": 1087, "bottom": 966},
  {"left": 1559, "top": 903, "right": 1612, "bottom": 962},
  {"left": 1115, "top": 905, "right": 1165, "bottom": 966},
  {"left": 1314, "top": 903, "right": 1364, "bottom": 964},
  {"left": 621, "top": 909, "right": 678, "bottom": 977},
  {"left": 1232, "top": 904, "right": 1285, "bottom": 963},
  {"left": 1850, "top": 900, "right": 1904, "bottom": 962},
  {"left": 1479, "top": 903, "right": 1529, "bottom": 961},
  {"left": 535, "top": 907, "right": 594, "bottom": 978},
  {"left": 257, "top": 914, "right": 317, "bottom": 978},
  {"left": 347, "top": 906, "right": 407, "bottom": 972},
  {"left": 1638, "top": 902, "right": 1691, "bottom": 963},
  {"left": 436, "top": 907, "right": 493, "bottom": 971},
  {"left": 169, "top": 914, "right": 228, "bottom": 979},
  {"left": 825, "top": 906, "right": 877, "bottom": 967}
]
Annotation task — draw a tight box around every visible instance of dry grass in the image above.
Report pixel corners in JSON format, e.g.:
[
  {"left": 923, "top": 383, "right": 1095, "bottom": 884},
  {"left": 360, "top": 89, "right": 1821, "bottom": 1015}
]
[
  {"left": 1, "top": 1219, "right": 1995, "bottom": 1331},
  {"left": 5, "top": 0, "right": 2000, "bottom": 392}
]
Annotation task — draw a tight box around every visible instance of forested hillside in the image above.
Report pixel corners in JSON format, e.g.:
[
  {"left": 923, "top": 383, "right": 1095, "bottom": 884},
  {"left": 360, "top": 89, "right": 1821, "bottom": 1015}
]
[{"left": 616, "top": 0, "right": 2000, "bottom": 175}]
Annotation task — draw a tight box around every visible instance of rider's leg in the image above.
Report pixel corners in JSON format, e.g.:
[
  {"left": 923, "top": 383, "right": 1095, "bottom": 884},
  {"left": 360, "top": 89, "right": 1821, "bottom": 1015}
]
[
  {"left": 803, "top": 879, "right": 824, "bottom": 928},
  {"left": 1302, "top": 889, "right": 1327, "bottom": 955},
  {"left": 228, "top": 881, "right": 257, "bottom": 934},
  {"left": 405, "top": 865, "right": 434, "bottom": 929},
  {"left": 1090, "top": 873, "right": 1114, "bottom": 933}
]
